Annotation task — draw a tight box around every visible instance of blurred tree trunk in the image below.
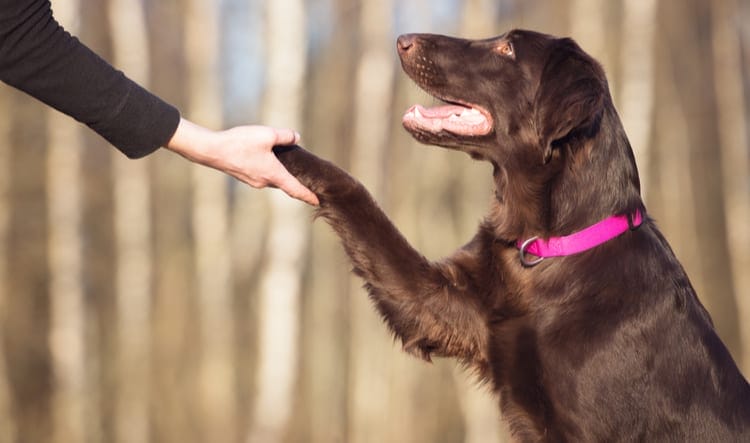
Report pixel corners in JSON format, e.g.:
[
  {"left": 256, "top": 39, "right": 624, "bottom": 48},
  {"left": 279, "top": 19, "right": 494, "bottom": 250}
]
[
  {"left": 185, "top": 0, "right": 236, "bottom": 441},
  {"left": 225, "top": 1, "right": 266, "bottom": 439},
  {"left": 47, "top": 106, "right": 86, "bottom": 443},
  {"left": 142, "top": 0, "right": 197, "bottom": 441},
  {"left": 518, "top": 0, "right": 570, "bottom": 36},
  {"left": 4, "top": 74, "right": 52, "bottom": 443},
  {"left": 618, "top": 0, "right": 656, "bottom": 199},
  {"left": 0, "top": 80, "right": 16, "bottom": 443},
  {"left": 46, "top": 3, "right": 87, "bottom": 442},
  {"left": 351, "top": 0, "right": 393, "bottom": 198},
  {"left": 109, "top": 1, "right": 154, "bottom": 442},
  {"left": 247, "top": 0, "right": 308, "bottom": 441},
  {"left": 569, "top": 0, "right": 609, "bottom": 67},
  {"left": 657, "top": 0, "right": 741, "bottom": 361},
  {"left": 291, "top": 0, "right": 359, "bottom": 441},
  {"left": 711, "top": 0, "right": 750, "bottom": 372},
  {"left": 78, "top": 0, "right": 119, "bottom": 439}
]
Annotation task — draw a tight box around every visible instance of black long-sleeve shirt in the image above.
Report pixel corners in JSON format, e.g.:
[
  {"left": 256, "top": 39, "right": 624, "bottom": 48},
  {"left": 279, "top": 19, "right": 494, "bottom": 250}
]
[{"left": 0, "top": 0, "right": 180, "bottom": 158}]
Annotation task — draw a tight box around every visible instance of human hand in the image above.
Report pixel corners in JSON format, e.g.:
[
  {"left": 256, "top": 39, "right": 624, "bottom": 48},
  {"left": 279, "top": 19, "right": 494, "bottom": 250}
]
[{"left": 165, "top": 118, "right": 319, "bottom": 205}]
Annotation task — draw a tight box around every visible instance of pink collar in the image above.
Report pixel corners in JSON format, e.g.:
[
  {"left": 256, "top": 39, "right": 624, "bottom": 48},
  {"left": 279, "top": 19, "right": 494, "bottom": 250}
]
[{"left": 516, "top": 209, "right": 643, "bottom": 266}]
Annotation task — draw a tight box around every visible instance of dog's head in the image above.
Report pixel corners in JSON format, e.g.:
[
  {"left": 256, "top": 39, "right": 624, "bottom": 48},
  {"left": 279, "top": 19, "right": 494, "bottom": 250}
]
[
  {"left": 398, "top": 29, "right": 607, "bottom": 165},
  {"left": 398, "top": 30, "right": 639, "bottom": 238}
]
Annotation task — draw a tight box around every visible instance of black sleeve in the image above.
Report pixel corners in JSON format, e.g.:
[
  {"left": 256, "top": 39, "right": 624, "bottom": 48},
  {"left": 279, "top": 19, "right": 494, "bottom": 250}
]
[{"left": 0, "top": 0, "right": 180, "bottom": 158}]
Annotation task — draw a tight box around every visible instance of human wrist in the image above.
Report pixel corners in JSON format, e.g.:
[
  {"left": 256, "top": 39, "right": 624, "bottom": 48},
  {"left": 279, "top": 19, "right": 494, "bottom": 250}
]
[{"left": 165, "top": 118, "right": 222, "bottom": 166}]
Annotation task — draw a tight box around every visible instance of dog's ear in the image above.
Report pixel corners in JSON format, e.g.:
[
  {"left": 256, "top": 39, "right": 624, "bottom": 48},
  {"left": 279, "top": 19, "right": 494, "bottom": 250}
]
[{"left": 534, "top": 38, "right": 606, "bottom": 163}]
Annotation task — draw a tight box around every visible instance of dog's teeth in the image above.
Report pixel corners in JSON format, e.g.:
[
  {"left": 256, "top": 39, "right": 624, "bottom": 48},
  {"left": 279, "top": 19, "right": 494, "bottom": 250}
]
[{"left": 414, "top": 107, "right": 423, "bottom": 118}]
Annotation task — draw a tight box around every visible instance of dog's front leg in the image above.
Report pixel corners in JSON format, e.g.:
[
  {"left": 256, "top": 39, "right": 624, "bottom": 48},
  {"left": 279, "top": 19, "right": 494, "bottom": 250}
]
[{"left": 274, "top": 146, "right": 488, "bottom": 366}]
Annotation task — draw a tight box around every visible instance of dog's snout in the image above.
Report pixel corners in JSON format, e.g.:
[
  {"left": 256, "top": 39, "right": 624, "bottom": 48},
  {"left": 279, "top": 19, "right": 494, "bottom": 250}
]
[{"left": 397, "top": 34, "right": 417, "bottom": 54}]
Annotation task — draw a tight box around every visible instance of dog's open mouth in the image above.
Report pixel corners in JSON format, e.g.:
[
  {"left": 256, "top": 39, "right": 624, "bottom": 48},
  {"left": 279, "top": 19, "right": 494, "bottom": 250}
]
[{"left": 402, "top": 100, "right": 493, "bottom": 137}]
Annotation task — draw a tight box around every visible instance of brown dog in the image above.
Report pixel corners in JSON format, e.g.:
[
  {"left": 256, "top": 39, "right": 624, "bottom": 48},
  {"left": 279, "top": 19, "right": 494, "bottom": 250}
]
[{"left": 274, "top": 30, "right": 750, "bottom": 442}]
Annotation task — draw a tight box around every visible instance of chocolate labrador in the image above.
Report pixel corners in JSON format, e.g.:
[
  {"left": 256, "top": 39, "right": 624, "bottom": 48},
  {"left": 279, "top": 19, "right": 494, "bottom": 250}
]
[{"left": 274, "top": 30, "right": 750, "bottom": 442}]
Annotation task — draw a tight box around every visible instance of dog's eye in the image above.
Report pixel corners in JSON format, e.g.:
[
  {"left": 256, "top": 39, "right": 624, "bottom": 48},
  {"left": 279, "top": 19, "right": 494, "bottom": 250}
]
[{"left": 497, "top": 41, "right": 514, "bottom": 58}]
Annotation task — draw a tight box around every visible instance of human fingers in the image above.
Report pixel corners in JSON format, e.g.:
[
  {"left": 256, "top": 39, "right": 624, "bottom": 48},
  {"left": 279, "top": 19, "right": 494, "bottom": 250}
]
[
  {"left": 275, "top": 172, "right": 320, "bottom": 206},
  {"left": 267, "top": 159, "right": 319, "bottom": 206}
]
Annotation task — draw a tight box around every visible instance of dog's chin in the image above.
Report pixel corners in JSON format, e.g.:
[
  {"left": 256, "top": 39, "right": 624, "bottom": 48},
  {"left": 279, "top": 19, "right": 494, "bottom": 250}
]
[{"left": 402, "top": 124, "right": 493, "bottom": 161}]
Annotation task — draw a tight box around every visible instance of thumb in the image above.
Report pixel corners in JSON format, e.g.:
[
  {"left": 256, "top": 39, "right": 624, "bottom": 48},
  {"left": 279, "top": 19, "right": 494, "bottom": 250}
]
[{"left": 273, "top": 128, "right": 301, "bottom": 146}]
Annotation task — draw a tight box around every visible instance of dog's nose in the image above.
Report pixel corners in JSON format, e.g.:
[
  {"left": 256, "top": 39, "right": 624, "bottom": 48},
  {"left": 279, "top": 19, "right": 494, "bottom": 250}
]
[{"left": 397, "top": 34, "right": 417, "bottom": 54}]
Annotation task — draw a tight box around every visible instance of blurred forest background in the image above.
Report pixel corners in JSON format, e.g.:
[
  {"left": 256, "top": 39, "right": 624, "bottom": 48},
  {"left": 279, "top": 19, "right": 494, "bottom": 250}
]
[{"left": 0, "top": 0, "right": 748, "bottom": 442}]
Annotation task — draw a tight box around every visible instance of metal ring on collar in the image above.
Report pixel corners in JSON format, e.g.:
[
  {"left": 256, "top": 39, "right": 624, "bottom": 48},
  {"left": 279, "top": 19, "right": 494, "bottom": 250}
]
[{"left": 519, "top": 236, "right": 544, "bottom": 267}]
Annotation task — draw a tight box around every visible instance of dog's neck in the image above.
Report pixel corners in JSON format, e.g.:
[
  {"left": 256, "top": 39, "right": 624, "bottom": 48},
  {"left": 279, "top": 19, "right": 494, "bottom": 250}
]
[{"left": 487, "top": 103, "right": 644, "bottom": 243}]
